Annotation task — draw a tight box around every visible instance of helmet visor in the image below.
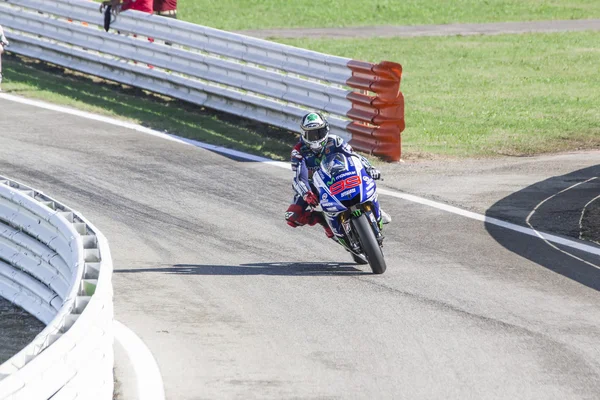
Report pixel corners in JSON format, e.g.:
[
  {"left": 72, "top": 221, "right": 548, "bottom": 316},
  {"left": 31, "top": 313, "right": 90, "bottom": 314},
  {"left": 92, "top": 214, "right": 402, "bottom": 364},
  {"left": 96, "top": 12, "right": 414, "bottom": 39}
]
[{"left": 305, "top": 127, "right": 328, "bottom": 142}]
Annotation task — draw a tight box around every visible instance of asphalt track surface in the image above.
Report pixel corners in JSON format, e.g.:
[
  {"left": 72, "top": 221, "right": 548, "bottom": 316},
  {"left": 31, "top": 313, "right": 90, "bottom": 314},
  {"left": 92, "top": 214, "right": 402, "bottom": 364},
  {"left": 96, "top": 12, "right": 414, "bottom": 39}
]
[{"left": 0, "top": 97, "right": 599, "bottom": 399}]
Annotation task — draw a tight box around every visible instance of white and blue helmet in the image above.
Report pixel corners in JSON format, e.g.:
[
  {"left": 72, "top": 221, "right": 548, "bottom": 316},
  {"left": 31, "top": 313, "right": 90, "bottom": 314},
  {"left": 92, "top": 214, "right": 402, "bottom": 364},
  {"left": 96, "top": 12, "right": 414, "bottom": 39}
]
[{"left": 300, "top": 112, "right": 330, "bottom": 153}]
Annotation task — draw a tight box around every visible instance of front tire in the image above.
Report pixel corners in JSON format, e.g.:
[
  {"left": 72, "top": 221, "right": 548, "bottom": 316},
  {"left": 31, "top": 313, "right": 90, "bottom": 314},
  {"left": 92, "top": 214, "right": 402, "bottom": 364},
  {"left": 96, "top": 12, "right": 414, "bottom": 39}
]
[{"left": 353, "top": 214, "right": 387, "bottom": 274}]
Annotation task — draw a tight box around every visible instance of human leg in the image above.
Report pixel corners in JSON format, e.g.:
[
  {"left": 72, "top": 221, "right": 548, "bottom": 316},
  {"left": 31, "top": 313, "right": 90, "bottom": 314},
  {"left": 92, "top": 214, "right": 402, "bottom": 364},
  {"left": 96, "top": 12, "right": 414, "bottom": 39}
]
[
  {"left": 371, "top": 197, "right": 392, "bottom": 226},
  {"left": 285, "top": 195, "right": 334, "bottom": 239}
]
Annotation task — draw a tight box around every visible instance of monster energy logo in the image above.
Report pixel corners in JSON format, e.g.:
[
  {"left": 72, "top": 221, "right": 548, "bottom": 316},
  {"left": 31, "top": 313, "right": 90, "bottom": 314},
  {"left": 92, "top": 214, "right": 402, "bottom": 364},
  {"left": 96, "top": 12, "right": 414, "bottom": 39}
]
[
  {"left": 306, "top": 113, "right": 319, "bottom": 122},
  {"left": 352, "top": 210, "right": 362, "bottom": 217}
]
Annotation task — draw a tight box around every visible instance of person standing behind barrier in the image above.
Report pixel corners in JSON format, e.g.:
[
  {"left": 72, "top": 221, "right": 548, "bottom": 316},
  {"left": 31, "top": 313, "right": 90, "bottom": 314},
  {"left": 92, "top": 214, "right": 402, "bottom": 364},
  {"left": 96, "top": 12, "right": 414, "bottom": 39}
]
[
  {"left": 100, "top": 0, "right": 153, "bottom": 32},
  {"left": 0, "top": 25, "right": 9, "bottom": 92},
  {"left": 121, "top": 0, "right": 153, "bottom": 13},
  {"left": 101, "top": 0, "right": 153, "bottom": 14},
  {"left": 154, "top": 0, "right": 178, "bottom": 18}
]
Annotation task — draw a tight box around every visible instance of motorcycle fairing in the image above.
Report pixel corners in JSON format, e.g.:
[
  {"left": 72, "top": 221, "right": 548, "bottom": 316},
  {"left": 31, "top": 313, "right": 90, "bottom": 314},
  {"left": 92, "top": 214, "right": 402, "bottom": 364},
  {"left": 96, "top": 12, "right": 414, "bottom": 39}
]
[{"left": 313, "top": 153, "right": 381, "bottom": 237}]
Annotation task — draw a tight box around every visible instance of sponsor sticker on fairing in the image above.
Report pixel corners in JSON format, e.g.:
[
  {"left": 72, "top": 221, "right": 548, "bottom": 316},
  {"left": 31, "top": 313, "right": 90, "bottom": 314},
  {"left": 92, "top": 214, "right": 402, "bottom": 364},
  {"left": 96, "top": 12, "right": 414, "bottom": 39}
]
[
  {"left": 336, "top": 171, "right": 356, "bottom": 179},
  {"left": 363, "top": 175, "right": 374, "bottom": 189},
  {"left": 341, "top": 188, "right": 356, "bottom": 197}
]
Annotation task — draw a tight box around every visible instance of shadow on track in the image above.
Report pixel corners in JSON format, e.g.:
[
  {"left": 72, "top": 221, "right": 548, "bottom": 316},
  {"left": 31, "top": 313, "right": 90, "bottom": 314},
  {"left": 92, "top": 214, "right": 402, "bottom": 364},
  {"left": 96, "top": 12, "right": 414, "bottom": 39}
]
[
  {"left": 485, "top": 164, "right": 600, "bottom": 291},
  {"left": 115, "top": 262, "right": 369, "bottom": 276}
]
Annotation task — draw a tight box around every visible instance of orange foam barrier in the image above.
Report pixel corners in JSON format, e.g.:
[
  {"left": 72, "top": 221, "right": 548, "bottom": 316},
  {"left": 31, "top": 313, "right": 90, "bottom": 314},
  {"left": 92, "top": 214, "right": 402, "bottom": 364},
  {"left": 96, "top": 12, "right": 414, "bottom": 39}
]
[{"left": 345, "top": 60, "right": 405, "bottom": 161}]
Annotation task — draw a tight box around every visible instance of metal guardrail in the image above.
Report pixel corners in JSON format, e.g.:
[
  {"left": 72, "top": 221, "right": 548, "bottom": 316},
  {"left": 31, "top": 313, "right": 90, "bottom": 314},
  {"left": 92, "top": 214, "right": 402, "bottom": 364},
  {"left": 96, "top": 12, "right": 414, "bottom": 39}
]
[
  {"left": 0, "top": 176, "right": 113, "bottom": 400},
  {"left": 0, "top": 0, "right": 405, "bottom": 160}
]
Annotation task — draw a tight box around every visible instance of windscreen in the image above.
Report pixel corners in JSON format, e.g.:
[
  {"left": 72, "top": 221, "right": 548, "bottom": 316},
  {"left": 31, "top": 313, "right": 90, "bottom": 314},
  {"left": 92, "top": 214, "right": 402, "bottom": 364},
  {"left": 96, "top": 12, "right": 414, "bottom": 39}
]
[{"left": 320, "top": 153, "right": 348, "bottom": 177}]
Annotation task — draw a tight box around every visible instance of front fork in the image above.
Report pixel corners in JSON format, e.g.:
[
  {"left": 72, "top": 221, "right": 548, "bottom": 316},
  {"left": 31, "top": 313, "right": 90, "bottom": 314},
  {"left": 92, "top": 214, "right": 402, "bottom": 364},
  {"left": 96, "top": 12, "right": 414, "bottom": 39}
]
[
  {"left": 325, "top": 203, "right": 384, "bottom": 252},
  {"left": 358, "top": 204, "right": 385, "bottom": 246}
]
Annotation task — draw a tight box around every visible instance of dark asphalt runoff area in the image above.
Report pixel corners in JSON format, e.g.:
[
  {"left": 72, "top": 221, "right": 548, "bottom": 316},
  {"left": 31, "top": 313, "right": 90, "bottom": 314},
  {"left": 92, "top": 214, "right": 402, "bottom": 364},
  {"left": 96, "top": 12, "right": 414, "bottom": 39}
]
[
  {"left": 0, "top": 97, "right": 599, "bottom": 399},
  {"left": 0, "top": 299, "right": 44, "bottom": 364}
]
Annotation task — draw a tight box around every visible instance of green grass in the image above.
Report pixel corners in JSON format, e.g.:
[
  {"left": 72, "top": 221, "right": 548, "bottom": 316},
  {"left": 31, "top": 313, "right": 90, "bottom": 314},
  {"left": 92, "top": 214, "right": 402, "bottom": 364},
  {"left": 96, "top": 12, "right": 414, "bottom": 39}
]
[
  {"left": 1, "top": 56, "right": 296, "bottom": 160},
  {"left": 279, "top": 31, "right": 600, "bottom": 157},
  {"left": 176, "top": 0, "right": 600, "bottom": 30}
]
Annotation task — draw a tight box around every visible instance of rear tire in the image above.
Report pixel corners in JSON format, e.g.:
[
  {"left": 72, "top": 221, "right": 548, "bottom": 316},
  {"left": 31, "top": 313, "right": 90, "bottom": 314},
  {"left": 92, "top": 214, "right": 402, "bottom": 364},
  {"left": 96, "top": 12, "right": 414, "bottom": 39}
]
[{"left": 353, "top": 214, "right": 387, "bottom": 274}]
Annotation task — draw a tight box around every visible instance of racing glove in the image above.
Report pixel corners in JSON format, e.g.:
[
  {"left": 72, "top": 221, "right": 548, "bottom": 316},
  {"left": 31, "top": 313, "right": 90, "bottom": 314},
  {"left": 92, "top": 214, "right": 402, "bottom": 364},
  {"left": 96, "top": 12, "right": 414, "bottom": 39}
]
[
  {"left": 367, "top": 167, "right": 381, "bottom": 180},
  {"left": 303, "top": 191, "right": 319, "bottom": 206}
]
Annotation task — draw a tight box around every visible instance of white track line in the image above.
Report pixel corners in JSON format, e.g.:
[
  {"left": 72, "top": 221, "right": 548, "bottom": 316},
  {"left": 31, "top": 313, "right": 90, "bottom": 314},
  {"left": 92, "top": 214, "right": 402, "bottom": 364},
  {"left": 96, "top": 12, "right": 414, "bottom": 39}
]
[
  {"left": 114, "top": 320, "right": 166, "bottom": 400},
  {"left": 580, "top": 194, "right": 600, "bottom": 244},
  {"left": 2, "top": 92, "right": 600, "bottom": 260},
  {"left": 380, "top": 189, "right": 600, "bottom": 257},
  {"left": 0, "top": 93, "right": 290, "bottom": 168},
  {"left": 524, "top": 178, "right": 600, "bottom": 269}
]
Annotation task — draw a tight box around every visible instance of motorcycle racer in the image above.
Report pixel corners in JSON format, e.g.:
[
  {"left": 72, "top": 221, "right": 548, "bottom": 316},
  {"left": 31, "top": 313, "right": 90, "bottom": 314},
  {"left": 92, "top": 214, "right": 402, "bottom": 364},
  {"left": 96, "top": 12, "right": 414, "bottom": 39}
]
[{"left": 285, "top": 111, "right": 391, "bottom": 239}]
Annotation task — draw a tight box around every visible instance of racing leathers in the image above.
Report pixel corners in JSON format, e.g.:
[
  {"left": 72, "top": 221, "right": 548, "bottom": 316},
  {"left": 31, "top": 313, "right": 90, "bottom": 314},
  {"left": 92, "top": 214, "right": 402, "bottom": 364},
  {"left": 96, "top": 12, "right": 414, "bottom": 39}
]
[{"left": 284, "top": 135, "right": 383, "bottom": 238}]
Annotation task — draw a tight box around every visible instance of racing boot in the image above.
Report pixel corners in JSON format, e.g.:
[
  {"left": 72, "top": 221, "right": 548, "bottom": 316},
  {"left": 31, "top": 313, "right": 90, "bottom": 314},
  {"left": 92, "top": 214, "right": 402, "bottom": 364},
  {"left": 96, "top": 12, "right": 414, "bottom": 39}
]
[
  {"left": 315, "top": 216, "right": 335, "bottom": 239},
  {"left": 379, "top": 209, "right": 392, "bottom": 225},
  {"left": 322, "top": 223, "right": 335, "bottom": 239},
  {"left": 376, "top": 209, "right": 390, "bottom": 246}
]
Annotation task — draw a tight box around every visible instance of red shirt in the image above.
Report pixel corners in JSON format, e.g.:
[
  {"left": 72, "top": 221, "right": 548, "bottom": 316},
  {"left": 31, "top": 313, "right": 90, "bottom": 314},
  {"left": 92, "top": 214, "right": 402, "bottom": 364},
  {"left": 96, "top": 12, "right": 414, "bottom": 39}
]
[
  {"left": 122, "top": 0, "right": 153, "bottom": 13},
  {"left": 153, "top": 0, "right": 177, "bottom": 12}
]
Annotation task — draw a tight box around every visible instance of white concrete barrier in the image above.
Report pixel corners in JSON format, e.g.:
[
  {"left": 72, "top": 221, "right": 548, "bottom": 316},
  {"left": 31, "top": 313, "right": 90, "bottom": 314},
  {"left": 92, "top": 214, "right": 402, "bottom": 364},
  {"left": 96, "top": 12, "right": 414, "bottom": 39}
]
[{"left": 0, "top": 176, "right": 113, "bottom": 400}]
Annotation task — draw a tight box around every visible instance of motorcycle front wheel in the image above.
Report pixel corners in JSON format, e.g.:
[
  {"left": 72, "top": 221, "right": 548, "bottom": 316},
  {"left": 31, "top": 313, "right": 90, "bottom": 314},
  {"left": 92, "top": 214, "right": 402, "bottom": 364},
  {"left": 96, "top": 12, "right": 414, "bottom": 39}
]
[{"left": 352, "top": 214, "right": 387, "bottom": 274}]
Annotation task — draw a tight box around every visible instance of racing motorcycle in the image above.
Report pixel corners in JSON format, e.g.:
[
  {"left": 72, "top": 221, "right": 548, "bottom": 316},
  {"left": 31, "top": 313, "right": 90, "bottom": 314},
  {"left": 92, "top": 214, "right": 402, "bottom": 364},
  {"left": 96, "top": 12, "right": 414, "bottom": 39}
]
[{"left": 312, "top": 152, "right": 387, "bottom": 274}]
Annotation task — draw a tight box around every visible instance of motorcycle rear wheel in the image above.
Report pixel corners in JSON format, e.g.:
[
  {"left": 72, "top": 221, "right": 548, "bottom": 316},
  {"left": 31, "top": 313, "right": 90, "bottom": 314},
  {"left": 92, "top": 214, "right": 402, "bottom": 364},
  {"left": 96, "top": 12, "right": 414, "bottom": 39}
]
[{"left": 353, "top": 214, "right": 387, "bottom": 274}]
